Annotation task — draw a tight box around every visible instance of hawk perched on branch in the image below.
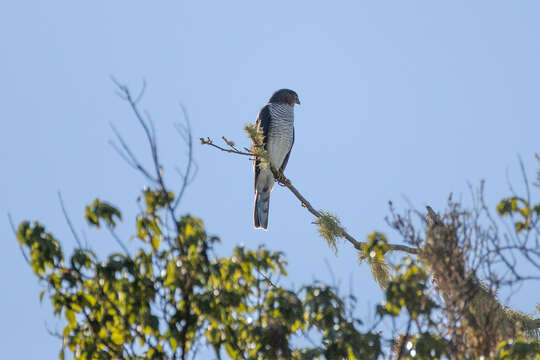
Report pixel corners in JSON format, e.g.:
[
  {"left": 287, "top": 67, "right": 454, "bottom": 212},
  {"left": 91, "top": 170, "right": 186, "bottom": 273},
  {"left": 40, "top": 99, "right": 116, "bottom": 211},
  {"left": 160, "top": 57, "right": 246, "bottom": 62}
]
[{"left": 254, "top": 89, "right": 300, "bottom": 230}]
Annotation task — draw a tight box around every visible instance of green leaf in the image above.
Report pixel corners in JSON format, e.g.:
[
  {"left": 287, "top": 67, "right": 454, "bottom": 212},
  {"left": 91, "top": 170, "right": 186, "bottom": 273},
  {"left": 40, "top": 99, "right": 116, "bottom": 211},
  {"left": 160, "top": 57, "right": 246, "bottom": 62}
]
[
  {"left": 225, "top": 344, "right": 238, "bottom": 358},
  {"left": 143, "top": 189, "right": 174, "bottom": 214},
  {"left": 85, "top": 199, "right": 122, "bottom": 228},
  {"left": 111, "top": 331, "right": 124, "bottom": 345},
  {"left": 65, "top": 309, "right": 76, "bottom": 327},
  {"left": 84, "top": 294, "right": 96, "bottom": 307},
  {"left": 170, "top": 338, "right": 178, "bottom": 351},
  {"left": 164, "top": 260, "right": 176, "bottom": 286},
  {"left": 151, "top": 236, "right": 160, "bottom": 251}
]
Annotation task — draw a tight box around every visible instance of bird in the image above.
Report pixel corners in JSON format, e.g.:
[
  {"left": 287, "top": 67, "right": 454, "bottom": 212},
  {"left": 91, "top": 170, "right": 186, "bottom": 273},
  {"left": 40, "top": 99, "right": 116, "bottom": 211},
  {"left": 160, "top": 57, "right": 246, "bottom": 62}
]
[{"left": 253, "top": 89, "right": 300, "bottom": 230}]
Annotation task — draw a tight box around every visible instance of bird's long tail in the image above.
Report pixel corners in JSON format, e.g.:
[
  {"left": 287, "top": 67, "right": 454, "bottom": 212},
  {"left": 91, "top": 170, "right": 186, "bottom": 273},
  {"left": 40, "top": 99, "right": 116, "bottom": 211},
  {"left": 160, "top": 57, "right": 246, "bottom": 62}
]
[{"left": 254, "top": 188, "right": 271, "bottom": 230}]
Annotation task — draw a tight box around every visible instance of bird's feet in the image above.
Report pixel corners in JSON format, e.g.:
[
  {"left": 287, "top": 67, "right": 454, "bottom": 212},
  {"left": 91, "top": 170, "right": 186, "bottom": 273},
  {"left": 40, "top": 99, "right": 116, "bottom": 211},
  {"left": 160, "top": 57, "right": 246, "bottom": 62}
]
[{"left": 275, "top": 171, "right": 290, "bottom": 186}]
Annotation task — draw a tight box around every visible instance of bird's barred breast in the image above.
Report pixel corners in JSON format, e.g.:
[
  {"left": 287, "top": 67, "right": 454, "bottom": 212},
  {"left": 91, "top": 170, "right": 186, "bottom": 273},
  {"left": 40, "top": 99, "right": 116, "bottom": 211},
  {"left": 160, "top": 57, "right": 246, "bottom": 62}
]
[{"left": 267, "top": 103, "right": 294, "bottom": 169}]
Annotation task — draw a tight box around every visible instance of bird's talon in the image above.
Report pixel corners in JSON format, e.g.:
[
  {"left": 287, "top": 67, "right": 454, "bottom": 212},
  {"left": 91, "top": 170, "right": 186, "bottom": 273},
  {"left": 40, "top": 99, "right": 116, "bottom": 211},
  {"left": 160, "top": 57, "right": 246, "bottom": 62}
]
[{"left": 275, "top": 172, "right": 289, "bottom": 186}]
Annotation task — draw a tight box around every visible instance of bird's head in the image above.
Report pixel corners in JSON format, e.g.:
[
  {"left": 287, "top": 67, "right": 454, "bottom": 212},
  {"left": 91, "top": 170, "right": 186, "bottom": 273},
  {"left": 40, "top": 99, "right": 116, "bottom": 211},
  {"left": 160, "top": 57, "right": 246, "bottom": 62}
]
[{"left": 269, "top": 89, "right": 300, "bottom": 106}]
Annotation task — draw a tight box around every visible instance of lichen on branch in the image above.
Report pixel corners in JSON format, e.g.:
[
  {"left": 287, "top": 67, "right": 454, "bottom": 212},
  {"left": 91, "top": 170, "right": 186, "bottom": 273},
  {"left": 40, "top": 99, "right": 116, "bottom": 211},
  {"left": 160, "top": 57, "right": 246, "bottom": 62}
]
[
  {"left": 244, "top": 123, "right": 270, "bottom": 170},
  {"left": 314, "top": 211, "right": 344, "bottom": 254}
]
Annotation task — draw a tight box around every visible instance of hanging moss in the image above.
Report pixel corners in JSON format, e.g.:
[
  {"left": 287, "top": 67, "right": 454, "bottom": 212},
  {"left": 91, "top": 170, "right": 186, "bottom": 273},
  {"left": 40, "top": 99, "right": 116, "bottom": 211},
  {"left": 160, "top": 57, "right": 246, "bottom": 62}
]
[{"left": 314, "top": 211, "right": 344, "bottom": 254}]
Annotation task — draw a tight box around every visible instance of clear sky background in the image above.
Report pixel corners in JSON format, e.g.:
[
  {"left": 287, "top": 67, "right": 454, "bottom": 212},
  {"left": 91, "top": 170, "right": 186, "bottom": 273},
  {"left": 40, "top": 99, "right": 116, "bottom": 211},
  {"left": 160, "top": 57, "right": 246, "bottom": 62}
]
[{"left": 2, "top": 1, "right": 540, "bottom": 358}]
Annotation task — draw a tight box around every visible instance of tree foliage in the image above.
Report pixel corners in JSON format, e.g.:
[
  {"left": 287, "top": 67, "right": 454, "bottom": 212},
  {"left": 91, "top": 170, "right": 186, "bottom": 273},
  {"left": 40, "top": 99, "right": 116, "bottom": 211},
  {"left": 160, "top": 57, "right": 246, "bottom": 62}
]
[{"left": 17, "top": 191, "right": 383, "bottom": 359}]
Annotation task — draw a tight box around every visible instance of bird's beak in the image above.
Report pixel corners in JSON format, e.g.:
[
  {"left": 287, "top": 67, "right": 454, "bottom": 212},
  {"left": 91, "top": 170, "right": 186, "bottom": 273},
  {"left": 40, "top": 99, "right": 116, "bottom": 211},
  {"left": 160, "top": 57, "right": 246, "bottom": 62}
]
[{"left": 296, "top": 98, "right": 301, "bottom": 105}]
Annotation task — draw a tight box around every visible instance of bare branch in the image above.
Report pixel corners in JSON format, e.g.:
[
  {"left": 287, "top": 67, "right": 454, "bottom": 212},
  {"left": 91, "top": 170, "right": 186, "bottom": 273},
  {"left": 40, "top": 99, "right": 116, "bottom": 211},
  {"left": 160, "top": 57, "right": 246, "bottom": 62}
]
[
  {"left": 110, "top": 78, "right": 187, "bottom": 248},
  {"left": 57, "top": 192, "right": 84, "bottom": 249},
  {"left": 109, "top": 123, "right": 157, "bottom": 182},
  {"left": 134, "top": 78, "right": 147, "bottom": 104},
  {"left": 200, "top": 137, "right": 253, "bottom": 157},
  {"left": 106, "top": 224, "right": 131, "bottom": 256},
  {"left": 173, "top": 105, "right": 197, "bottom": 211},
  {"left": 8, "top": 213, "right": 30, "bottom": 264}
]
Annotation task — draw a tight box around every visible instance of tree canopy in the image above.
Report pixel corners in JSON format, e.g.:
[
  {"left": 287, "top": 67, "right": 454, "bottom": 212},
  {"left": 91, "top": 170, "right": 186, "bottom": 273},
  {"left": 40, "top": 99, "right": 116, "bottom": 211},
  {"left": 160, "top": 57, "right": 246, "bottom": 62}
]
[{"left": 14, "top": 83, "right": 540, "bottom": 359}]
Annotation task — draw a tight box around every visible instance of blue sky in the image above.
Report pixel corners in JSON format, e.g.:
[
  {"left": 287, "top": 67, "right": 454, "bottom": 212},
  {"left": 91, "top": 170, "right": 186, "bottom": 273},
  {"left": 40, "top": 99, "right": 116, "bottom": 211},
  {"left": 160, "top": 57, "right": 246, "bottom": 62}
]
[{"left": 2, "top": 1, "right": 540, "bottom": 358}]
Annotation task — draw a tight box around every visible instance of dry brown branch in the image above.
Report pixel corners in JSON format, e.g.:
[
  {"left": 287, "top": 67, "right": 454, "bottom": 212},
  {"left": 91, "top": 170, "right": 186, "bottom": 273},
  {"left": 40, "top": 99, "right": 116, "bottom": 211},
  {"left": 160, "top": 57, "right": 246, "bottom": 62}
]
[
  {"left": 201, "top": 136, "right": 418, "bottom": 255},
  {"left": 423, "top": 203, "right": 540, "bottom": 357}
]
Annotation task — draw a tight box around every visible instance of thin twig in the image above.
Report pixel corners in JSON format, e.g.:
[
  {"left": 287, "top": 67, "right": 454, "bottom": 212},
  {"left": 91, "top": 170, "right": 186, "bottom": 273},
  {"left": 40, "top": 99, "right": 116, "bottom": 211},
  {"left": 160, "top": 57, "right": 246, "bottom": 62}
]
[
  {"left": 397, "top": 318, "right": 413, "bottom": 360},
  {"left": 109, "top": 123, "right": 157, "bottom": 182},
  {"left": 173, "top": 105, "right": 196, "bottom": 211},
  {"left": 8, "top": 213, "right": 30, "bottom": 264},
  {"left": 107, "top": 224, "right": 131, "bottom": 256},
  {"left": 255, "top": 269, "right": 279, "bottom": 289},
  {"left": 200, "top": 137, "right": 253, "bottom": 157},
  {"left": 57, "top": 192, "right": 84, "bottom": 249}
]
